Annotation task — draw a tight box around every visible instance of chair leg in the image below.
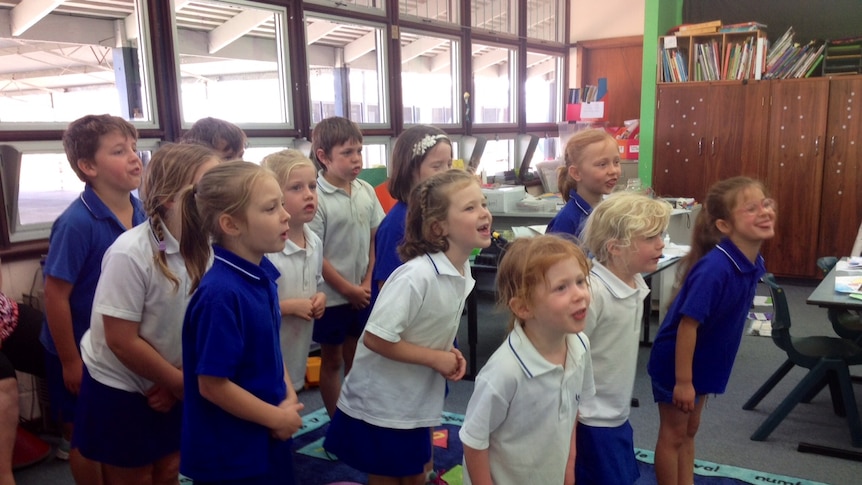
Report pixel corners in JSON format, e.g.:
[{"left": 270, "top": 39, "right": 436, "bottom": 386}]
[
  {"left": 743, "top": 359, "right": 795, "bottom": 410},
  {"left": 835, "top": 365, "right": 862, "bottom": 447},
  {"left": 801, "top": 373, "right": 829, "bottom": 404},
  {"left": 826, "top": 371, "right": 847, "bottom": 417},
  {"left": 750, "top": 365, "right": 827, "bottom": 442}
]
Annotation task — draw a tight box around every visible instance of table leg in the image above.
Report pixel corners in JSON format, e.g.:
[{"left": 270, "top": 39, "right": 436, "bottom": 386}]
[
  {"left": 466, "top": 288, "right": 478, "bottom": 381},
  {"left": 641, "top": 275, "right": 653, "bottom": 347}
]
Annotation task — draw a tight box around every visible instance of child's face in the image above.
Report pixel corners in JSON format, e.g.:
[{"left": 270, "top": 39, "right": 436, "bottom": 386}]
[
  {"left": 234, "top": 176, "right": 291, "bottom": 262},
  {"left": 617, "top": 232, "right": 666, "bottom": 275},
  {"left": 84, "top": 130, "right": 143, "bottom": 193},
  {"left": 528, "top": 258, "right": 591, "bottom": 335},
  {"left": 318, "top": 139, "right": 363, "bottom": 187},
  {"left": 214, "top": 138, "right": 243, "bottom": 161},
  {"left": 724, "top": 187, "right": 776, "bottom": 245},
  {"left": 281, "top": 165, "right": 318, "bottom": 226},
  {"left": 414, "top": 143, "right": 452, "bottom": 187},
  {"left": 569, "top": 139, "right": 621, "bottom": 198},
  {"left": 438, "top": 182, "right": 492, "bottom": 256}
]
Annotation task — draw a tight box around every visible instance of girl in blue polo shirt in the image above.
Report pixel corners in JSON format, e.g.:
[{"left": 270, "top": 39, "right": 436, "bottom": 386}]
[
  {"left": 324, "top": 169, "right": 490, "bottom": 485},
  {"left": 648, "top": 176, "right": 775, "bottom": 485},
  {"left": 179, "top": 162, "right": 304, "bottom": 485},
  {"left": 546, "top": 129, "right": 622, "bottom": 238}
]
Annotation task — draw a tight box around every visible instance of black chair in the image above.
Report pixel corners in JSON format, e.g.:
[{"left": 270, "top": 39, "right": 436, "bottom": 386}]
[
  {"left": 743, "top": 274, "right": 862, "bottom": 447},
  {"left": 816, "top": 256, "right": 862, "bottom": 343}
]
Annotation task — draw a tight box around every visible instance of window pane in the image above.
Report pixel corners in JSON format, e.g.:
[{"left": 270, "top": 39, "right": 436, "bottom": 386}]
[
  {"left": 362, "top": 138, "right": 390, "bottom": 168},
  {"left": 471, "top": 0, "right": 516, "bottom": 35},
  {"left": 526, "top": 0, "right": 565, "bottom": 42},
  {"left": 401, "top": 31, "right": 459, "bottom": 125},
  {"left": 477, "top": 137, "right": 514, "bottom": 177},
  {"left": 399, "top": 0, "right": 459, "bottom": 24},
  {"left": 304, "top": 0, "right": 386, "bottom": 14},
  {"left": 525, "top": 51, "right": 563, "bottom": 123},
  {"left": 472, "top": 43, "right": 515, "bottom": 125},
  {"left": 174, "top": 1, "right": 291, "bottom": 125},
  {"left": 0, "top": 1, "right": 153, "bottom": 126},
  {"left": 306, "top": 17, "right": 388, "bottom": 127}
]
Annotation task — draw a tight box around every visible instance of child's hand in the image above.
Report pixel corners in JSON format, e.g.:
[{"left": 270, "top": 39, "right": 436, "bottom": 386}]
[
  {"left": 672, "top": 382, "right": 696, "bottom": 412},
  {"left": 432, "top": 350, "right": 461, "bottom": 379},
  {"left": 445, "top": 348, "right": 467, "bottom": 381},
  {"left": 61, "top": 358, "right": 84, "bottom": 395},
  {"left": 146, "top": 384, "right": 178, "bottom": 413},
  {"left": 310, "top": 292, "right": 326, "bottom": 319},
  {"left": 345, "top": 284, "right": 371, "bottom": 309},
  {"left": 291, "top": 299, "right": 316, "bottom": 321},
  {"left": 271, "top": 401, "right": 305, "bottom": 440}
]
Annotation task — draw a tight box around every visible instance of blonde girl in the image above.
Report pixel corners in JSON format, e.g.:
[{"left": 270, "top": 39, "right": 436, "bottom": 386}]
[
  {"left": 74, "top": 143, "right": 219, "bottom": 485},
  {"left": 546, "top": 129, "right": 622, "bottom": 238},
  {"left": 324, "top": 169, "right": 488, "bottom": 485},
  {"left": 576, "top": 191, "right": 672, "bottom": 485},
  {"left": 179, "top": 162, "right": 304, "bottom": 485},
  {"left": 460, "top": 235, "right": 594, "bottom": 485},
  {"left": 648, "top": 176, "right": 775, "bottom": 485},
  {"left": 262, "top": 150, "right": 326, "bottom": 392}
]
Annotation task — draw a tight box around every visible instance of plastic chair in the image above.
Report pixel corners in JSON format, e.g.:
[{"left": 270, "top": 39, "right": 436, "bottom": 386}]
[
  {"left": 742, "top": 274, "right": 862, "bottom": 447},
  {"left": 816, "top": 257, "right": 862, "bottom": 343}
]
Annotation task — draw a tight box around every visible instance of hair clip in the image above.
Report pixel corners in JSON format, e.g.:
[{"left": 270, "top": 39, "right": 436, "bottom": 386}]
[
  {"left": 412, "top": 134, "right": 448, "bottom": 159},
  {"left": 158, "top": 240, "right": 167, "bottom": 252}
]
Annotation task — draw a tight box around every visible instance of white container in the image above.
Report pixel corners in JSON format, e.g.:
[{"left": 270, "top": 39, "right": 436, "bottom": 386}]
[{"left": 482, "top": 186, "right": 526, "bottom": 213}]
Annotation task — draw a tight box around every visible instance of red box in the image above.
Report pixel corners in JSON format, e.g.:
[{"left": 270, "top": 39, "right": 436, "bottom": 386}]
[
  {"left": 617, "top": 139, "right": 640, "bottom": 159},
  {"left": 565, "top": 95, "right": 608, "bottom": 122}
]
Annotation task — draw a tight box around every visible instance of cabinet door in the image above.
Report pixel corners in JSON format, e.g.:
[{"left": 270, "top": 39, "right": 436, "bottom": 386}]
[
  {"left": 653, "top": 84, "right": 710, "bottom": 199},
  {"left": 818, "top": 77, "right": 862, "bottom": 258},
  {"left": 763, "top": 78, "right": 829, "bottom": 277},
  {"left": 706, "top": 82, "right": 770, "bottom": 183}
]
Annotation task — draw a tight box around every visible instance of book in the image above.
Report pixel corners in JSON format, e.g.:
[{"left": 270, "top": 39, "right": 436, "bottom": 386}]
[
  {"left": 719, "top": 21, "right": 767, "bottom": 33},
  {"left": 678, "top": 20, "right": 721, "bottom": 32},
  {"left": 676, "top": 25, "right": 719, "bottom": 36}
]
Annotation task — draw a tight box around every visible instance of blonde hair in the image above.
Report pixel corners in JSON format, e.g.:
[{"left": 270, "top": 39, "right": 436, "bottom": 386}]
[
  {"left": 180, "top": 161, "right": 277, "bottom": 291},
  {"left": 581, "top": 192, "right": 672, "bottom": 264},
  {"left": 399, "top": 169, "right": 478, "bottom": 261},
  {"left": 557, "top": 129, "right": 616, "bottom": 202},
  {"left": 142, "top": 143, "right": 219, "bottom": 289},
  {"left": 261, "top": 149, "right": 316, "bottom": 187},
  {"left": 496, "top": 234, "right": 590, "bottom": 331}
]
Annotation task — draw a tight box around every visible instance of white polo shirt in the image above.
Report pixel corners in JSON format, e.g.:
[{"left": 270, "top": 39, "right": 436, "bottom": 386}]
[
  {"left": 578, "top": 261, "right": 649, "bottom": 427},
  {"left": 336, "top": 251, "right": 473, "bottom": 429},
  {"left": 81, "top": 221, "right": 195, "bottom": 394},
  {"left": 308, "top": 171, "right": 384, "bottom": 306},
  {"left": 460, "top": 322, "right": 595, "bottom": 485},
  {"left": 266, "top": 225, "right": 324, "bottom": 390}
]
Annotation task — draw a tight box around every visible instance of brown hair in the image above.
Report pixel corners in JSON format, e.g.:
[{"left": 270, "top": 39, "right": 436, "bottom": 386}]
[
  {"left": 496, "top": 234, "right": 590, "bottom": 331},
  {"left": 557, "top": 129, "right": 615, "bottom": 202},
  {"left": 261, "top": 149, "right": 316, "bottom": 187},
  {"left": 63, "top": 114, "right": 138, "bottom": 182},
  {"left": 181, "top": 117, "right": 247, "bottom": 161},
  {"left": 388, "top": 125, "right": 451, "bottom": 203},
  {"left": 180, "top": 161, "right": 276, "bottom": 291},
  {"left": 311, "top": 116, "right": 363, "bottom": 171},
  {"left": 142, "top": 143, "right": 219, "bottom": 290},
  {"left": 399, "top": 169, "right": 478, "bottom": 261}
]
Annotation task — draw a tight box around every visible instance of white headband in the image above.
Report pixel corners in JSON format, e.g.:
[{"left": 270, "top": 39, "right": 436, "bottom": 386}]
[{"left": 412, "top": 134, "right": 448, "bottom": 159}]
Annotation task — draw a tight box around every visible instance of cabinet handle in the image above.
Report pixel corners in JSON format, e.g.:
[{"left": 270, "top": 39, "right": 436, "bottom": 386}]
[
  {"left": 831, "top": 135, "right": 836, "bottom": 156},
  {"left": 698, "top": 137, "right": 704, "bottom": 156},
  {"left": 815, "top": 136, "right": 820, "bottom": 156},
  {"left": 711, "top": 137, "right": 717, "bottom": 156}
]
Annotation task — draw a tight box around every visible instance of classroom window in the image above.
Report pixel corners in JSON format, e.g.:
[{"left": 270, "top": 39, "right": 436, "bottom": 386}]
[
  {"left": 173, "top": 0, "right": 292, "bottom": 126},
  {"left": 525, "top": 50, "right": 563, "bottom": 123},
  {"left": 400, "top": 31, "right": 460, "bottom": 126},
  {"left": 362, "top": 137, "right": 390, "bottom": 168},
  {"left": 399, "top": 0, "right": 459, "bottom": 24},
  {"left": 526, "top": 0, "right": 565, "bottom": 42},
  {"left": 471, "top": 0, "right": 517, "bottom": 36},
  {"left": 0, "top": 1, "right": 155, "bottom": 127},
  {"left": 472, "top": 43, "right": 516, "bottom": 125},
  {"left": 306, "top": 16, "right": 388, "bottom": 127},
  {"left": 304, "top": 0, "right": 386, "bottom": 15},
  {"left": 476, "top": 136, "right": 515, "bottom": 176}
]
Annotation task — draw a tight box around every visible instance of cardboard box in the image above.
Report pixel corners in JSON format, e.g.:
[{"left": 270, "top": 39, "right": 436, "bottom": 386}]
[
  {"left": 305, "top": 356, "right": 321, "bottom": 387},
  {"left": 617, "top": 139, "right": 640, "bottom": 159},
  {"left": 482, "top": 186, "right": 526, "bottom": 213}
]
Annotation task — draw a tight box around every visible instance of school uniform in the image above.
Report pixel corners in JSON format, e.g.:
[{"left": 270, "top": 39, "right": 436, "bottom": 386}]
[
  {"left": 460, "top": 322, "right": 594, "bottom": 485},
  {"left": 545, "top": 190, "right": 592, "bottom": 238},
  {"left": 576, "top": 261, "right": 649, "bottom": 484},
  {"left": 75, "top": 221, "right": 191, "bottom": 467},
  {"left": 324, "top": 251, "right": 472, "bottom": 476},
  {"left": 181, "top": 245, "right": 294, "bottom": 484},
  {"left": 648, "top": 238, "right": 766, "bottom": 398},
  {"left": 371, "top": 200, "right": 407, "bottom": 304},
  {"left": 266, "top": 225, "right": 324, "bottom": 391}
]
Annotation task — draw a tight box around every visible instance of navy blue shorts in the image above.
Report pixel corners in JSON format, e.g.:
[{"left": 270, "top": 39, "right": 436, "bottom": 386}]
[
  {"left": 72, "top": 367, "right": 181, "bottom": 468},
  {"left": 324, "top": 409, "right": 430, "bottom": 477},
  {"left": 651, "top": 378, "right": 674, "bottom": 403},
  {"left": 313, "top": 304, "right": 370, "bottom": 346},
  {"left": 44, "top": 351, "right": 77, "bottom": 424},
  {"left": 575, "top": 421, "right": 639, "bottom": 485},
  {"left": 193, "top": 438, "right": 296, "bottom": 485}
]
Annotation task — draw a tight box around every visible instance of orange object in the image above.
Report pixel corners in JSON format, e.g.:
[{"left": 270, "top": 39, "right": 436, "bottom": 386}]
[
  {"left": 12, "top": 426, "right": 51, "bottom": 469},
  {"left": 305, "top": 356, "right": 321, "bottom": 387},
  {"left": 374, "top": 180, "right": 397, "bottom": 214}
]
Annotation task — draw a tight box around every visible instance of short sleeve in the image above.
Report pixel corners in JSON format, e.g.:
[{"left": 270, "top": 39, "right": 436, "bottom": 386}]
[
  {"left": 459, "top": 373, "right": 514, "bottom": 451},
  {"left": 191, "top": 290, "right": 244, "bottom": 378}
]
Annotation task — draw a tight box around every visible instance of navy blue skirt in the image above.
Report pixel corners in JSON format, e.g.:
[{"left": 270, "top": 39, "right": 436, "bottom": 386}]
[
  {"left": 323, "top": 409, "right": 431, "bottom": 477},
  {"left": 575, "top": 420, "right": 640, "bottom": 485}
]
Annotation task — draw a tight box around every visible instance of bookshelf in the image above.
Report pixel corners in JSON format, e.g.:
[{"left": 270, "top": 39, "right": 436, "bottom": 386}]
[
  {"left": 659, "top": 30, "right": 767, "bottom": 83},
  {"left": 822, "top": 38, "right": 862, "bottom": 75}
]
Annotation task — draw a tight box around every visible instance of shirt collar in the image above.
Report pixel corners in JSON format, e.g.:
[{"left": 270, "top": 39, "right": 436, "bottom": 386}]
[
  {"left": 80, "top": 184, "right": 144, "bottom": 223},
  {"left": 568, "top": 190, "right": 592, "bottom": 216},
  {"left": 507, "top": 321, "right": 587, "bottom": 378},
  {"left": 426, "top": 251, "right": 467, "bottom": 278},
  {"left": 213, "top": 244, "right": 280, "bottom": 284},
  {"left": 716, "top": 238, "right": 766, "bottom": 278},
  {"left": 279, "top": 225, "right": 319, "bottom": 256},
  {"left": 317, "top": 170, "right": 355, "bottom": 195},
  {"left": 590, "top": 260, "right": 649, "bottom": 299}
]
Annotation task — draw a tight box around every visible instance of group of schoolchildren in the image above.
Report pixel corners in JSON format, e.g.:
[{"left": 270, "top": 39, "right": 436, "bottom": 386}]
[{"left": 32, "top": 110, "right": 776, "bottom": 485}]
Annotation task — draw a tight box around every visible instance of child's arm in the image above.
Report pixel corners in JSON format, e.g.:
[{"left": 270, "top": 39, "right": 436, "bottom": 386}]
[
  {"left": 321, "top": 259, "right": 370, "bottom": 309},
  {"left": 279, "top": 298, "right": 316, "bottom": 321},
  {"left": 361, "top": 227, "right": 377, "bottom": 291},
  {"left": 673, "top": 315, "right": 700, "bottom": 412},
  {"left": 198, "top": 375, "right": 304, "bottom": 440},
  {"left": 364, "top": 332, "right": 462, "bottom": 380},
  {"left": 43, "top": 276, "right": 83, "bottom": 394},
  {"left": 103, "top": 315, "right": 184, "bottom": 404},
  {"left": 463, "top": 444, "right": 493, "bottom": 485},
  {"left": 310, "top": 292, "right": 326, "bottom": 319}
]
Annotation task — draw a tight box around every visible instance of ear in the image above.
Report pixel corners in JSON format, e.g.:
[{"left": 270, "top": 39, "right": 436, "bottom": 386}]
[
  {"left": 716, "top": 218, "right": 733, "bottom": 235},
  {"left": 218, "top": 213, "right": 242, "bottom": 237},
  {"left": 314, "top": 148, "right": 329, "bottom": 165},
  {"left": 509, "top": 296, "right": 533, "bottom": 321},
  {"left": 77, "top": 158, "right": 97, "bottom": 179},
  {"left": 606, "top": 239, "right": 622, "bottom": 257},
  {"left": 432, "top": 219, "right": 448, "bottom": 238},
  {"left": 567, "top": 163, "right": 582, "bottom": 182}
]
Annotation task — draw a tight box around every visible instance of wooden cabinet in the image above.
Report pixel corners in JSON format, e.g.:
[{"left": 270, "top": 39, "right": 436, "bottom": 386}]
[{"left": 653, "top": 81, "right": 769, "bottom": 199}]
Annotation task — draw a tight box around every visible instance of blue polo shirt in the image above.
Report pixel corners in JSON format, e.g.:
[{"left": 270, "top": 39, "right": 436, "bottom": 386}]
[
  {"left": 648, "top": 238, "right": 766, "bottom": 395},
  {"left": 546, "top": 190, "right": 592, "bottom": 239},
  {"left": 371, "top": 201, "right": 408, "bottom": 304},
  {"left": 39, "top": 184, "right": 146, "bottom": 354},
  {"left": 181, "top": 245, "right": 288, "bottom": 482}
]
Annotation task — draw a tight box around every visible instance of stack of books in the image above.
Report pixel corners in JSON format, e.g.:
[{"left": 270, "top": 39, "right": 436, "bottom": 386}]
[
  {"left": 674, "top": 20, "right": 721, "bottom": 36},
  {"left": 822, "top": 37, "right": 862, "bottom": 75},
  {"left": 764, "top": 27, "right": 826, "bottom": 79}
]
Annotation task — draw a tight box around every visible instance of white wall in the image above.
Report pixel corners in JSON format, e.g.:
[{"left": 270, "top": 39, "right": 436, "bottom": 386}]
[{"left": 568, "top": 0, "right": 645, "bottom": 86}]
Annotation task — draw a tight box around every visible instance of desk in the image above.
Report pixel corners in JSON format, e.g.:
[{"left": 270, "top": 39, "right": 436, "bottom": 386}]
[{"left": 640, "top": 255, "right": 683, "bottom": 346}]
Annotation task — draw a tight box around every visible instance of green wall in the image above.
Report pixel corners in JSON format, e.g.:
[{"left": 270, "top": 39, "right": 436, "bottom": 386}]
[{"left": 638, "top": 0, "right": 683, "bottom": 186}]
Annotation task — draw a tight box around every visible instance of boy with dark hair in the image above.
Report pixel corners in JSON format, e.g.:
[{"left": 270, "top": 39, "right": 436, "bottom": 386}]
[
  {"left": 40, "top": 114, "right": 147, "bottom": 484},
  {"left": 181, "top": 116, "right": 247, "bottom": 161}
]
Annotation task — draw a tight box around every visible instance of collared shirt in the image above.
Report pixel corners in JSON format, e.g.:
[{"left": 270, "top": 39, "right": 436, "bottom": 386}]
[
  {"left": 648, "top": 238, "right": 767, "bottom": 395},
  {"left": 460, "top": 322, "right": 595, "bottom": 485},
  {"left": 546, "top": 190, "right": 592, "bottom": 239}
]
